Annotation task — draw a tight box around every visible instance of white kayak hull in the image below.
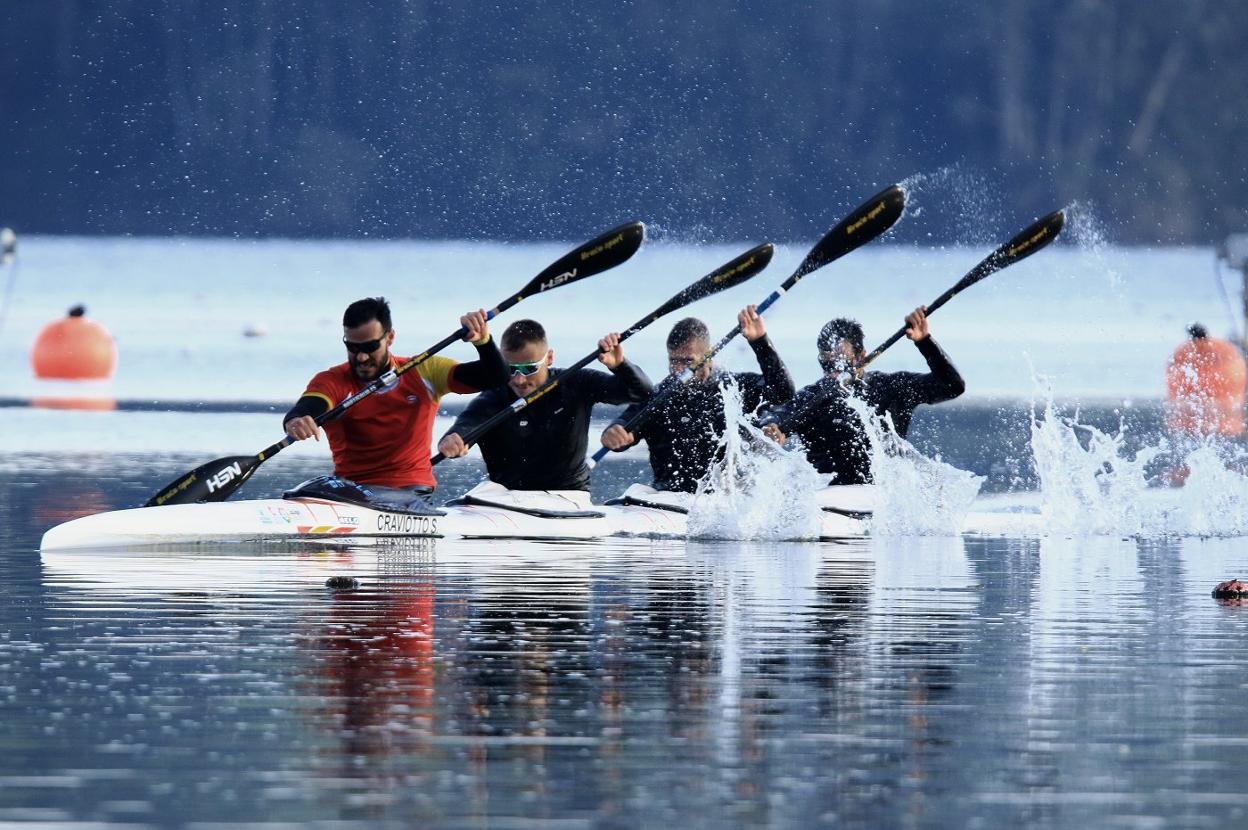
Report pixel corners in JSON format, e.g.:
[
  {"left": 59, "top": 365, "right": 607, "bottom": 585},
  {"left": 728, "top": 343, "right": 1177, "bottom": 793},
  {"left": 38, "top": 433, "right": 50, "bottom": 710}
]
[
  {"left": 39, "top": 481, "right": 1041, "bottom": 551},
  {"left": 38, "top": 481, "right": 693, "bottom": 550},
  {"left": 38, "top": 489, "right": 862, "bottom": 551},
  {"left": 39, "top": 496, "right": 617, "bottom": 550}
]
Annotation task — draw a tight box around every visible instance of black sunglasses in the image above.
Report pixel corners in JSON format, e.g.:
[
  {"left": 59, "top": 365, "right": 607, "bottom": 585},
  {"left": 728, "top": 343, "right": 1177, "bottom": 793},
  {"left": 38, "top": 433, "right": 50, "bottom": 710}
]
[{"left": 343, "top": 333, "right": 387, "bottom": 354}]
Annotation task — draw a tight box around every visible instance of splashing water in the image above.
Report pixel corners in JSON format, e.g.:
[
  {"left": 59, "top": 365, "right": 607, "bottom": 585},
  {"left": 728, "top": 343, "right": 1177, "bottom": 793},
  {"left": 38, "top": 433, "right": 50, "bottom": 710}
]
[
  {"left": 1062, "top": 200, "right": 1123, "bottom": 289},
  {"left": 686, "top": 380, "right": 825, "bottom": 541},
  {"left": 897, "top": 166, "right": 1002, "bottom": 246},
  {"left": 843, "top": 395, "right": 984, "bottom": 535},
  {"left": 1029, "top": 398, "right": 1160, "bottom": 535},
  {"left": 1030, "top": 397, "right": 1248, "bottom": 537}
]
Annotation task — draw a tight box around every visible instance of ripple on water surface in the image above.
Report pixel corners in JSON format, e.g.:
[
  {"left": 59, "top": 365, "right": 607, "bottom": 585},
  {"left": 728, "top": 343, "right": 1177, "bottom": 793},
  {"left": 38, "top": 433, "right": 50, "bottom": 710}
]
[{"left": 3, "top": 534, "right": 1248, "bottom": 826}]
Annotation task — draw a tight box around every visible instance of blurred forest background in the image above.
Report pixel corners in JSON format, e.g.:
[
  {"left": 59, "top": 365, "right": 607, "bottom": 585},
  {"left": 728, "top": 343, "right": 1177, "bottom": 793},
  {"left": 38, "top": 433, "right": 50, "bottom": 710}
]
[{"left": 3, "top": 0, "right": 1246, "bottom": 243}]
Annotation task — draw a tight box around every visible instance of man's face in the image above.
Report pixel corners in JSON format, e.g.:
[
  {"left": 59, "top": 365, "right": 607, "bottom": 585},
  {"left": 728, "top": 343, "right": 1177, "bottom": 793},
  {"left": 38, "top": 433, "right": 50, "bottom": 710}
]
[
  {"left": 502, "top": 340, "right": 552, "bottom": 396},
  {"left": 668, "top": 339, "right": 712, "bottom": 382},
  {"left": 818, "top": 339, "right": 861, "bottom": 375},
  {"left": 343, "top": 319, "right": 394, "bottom": 382}
]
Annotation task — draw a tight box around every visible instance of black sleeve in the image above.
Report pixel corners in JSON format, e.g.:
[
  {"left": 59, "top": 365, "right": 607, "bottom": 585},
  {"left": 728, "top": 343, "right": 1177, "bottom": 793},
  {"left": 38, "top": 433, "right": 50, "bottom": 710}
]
[
  {"left": 911, "top": 336, "right": 966, "bottom": 404},
  {"left": 612, "top": 399, "right": 646, "bottom": 429},
  {"left": 572, "top": 360, "right": 654, "bottom": 406},
  {"left": 748, "top": 335, "right": 796, "bottom": 406},
  {"left": 444, "top": 388, "right": 506, "bottom": 439},
  {"left": 448, "top": 336, "right": 508, "bottom": 391},
  {"left": 606, "top": 400, "right": 646, "bottom": 452},
  {"left": 283, "top": 395, "right": 329, "bottom": 427},
  {"left": 607, "top": 374, "right": 671, "bottom": 450}
]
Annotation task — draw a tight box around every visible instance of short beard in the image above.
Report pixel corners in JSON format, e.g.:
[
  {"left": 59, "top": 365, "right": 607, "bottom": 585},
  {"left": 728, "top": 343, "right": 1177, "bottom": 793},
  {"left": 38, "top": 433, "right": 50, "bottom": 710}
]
[{"left": 351, "top": 350, "right": 388, "bottom": 381}]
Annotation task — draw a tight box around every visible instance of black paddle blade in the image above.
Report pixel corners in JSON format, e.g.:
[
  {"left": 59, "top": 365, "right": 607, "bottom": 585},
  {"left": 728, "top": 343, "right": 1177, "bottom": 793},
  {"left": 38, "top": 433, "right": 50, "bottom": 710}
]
[
  {"left": 145, "top": 454, "right": 260, "bottom": 506},
  {"left": 652, "top": 242, "right": 775, "bottom": 319},
  {"left": 516, "top": 221, "right": 645, "bottom": 300},
  {"left": 859, "top": 207, "right": 1067, "bottom": 369},
  {"left": 956, "top": 208, "right": 1065, "bottom": 294},
  {"left": 793, "top": 184, "right": 906, "bottom": 282}
]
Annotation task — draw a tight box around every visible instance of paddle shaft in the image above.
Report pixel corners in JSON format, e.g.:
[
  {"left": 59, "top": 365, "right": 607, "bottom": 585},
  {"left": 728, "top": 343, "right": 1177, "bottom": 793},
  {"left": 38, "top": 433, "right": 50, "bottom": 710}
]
[
  {"left": 430, "top": 341, "right": 611, "bottom": 466},
  {"left": 858, "top": 208, "right": 1065, "bottom": 370},
  {"left": 587, "top": 185, "right": 908, "bottom": 467},
  {"left": 145, "top": 222, "right": 646, "bottom": 506},
  {"left": 264, "top": 319, "right": 493, "bottom": 462},
  {"left": 584, "top": 293, "right": 781, "bottom": 468},
  {"left": 432, "top": 243, "right": 776, "bottom": 464},
  {"left": 281, "top": 222, "right": 645, "bottom": 451},
  {"left": 856, "top": 286, "right": 962, "bottom": 369}
]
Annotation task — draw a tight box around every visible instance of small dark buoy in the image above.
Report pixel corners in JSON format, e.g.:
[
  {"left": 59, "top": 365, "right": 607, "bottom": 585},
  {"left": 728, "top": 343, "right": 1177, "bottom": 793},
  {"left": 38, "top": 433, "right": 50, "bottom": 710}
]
[
  {"left": 1211, "top": 579, "right": 1248, "bottom": 600},
  {"left": 325, "top": 576, "right": 359, "bottom": 590}
]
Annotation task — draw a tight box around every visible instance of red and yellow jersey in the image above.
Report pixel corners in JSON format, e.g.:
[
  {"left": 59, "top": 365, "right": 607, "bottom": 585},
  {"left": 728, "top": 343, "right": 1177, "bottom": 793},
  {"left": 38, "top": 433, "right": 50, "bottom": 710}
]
[
  {"left": 1165, "top": 338, "right": 1247, "bottom": 437},
  {"left": 301, "top": 355, "right": 470, "bottom": 488}
]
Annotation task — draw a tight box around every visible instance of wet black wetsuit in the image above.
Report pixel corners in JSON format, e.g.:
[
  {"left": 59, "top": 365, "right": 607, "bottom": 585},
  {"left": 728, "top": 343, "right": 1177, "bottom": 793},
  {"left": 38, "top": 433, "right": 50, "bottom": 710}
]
[
  {"left": 447, "top": 361, "right": 652, "bottom": 491},
  {"left": 762, "top": 336, "right": 964, "bottom": 485},
  {"left": 612, "top": 336, "right": 795, "bottom": 493}
]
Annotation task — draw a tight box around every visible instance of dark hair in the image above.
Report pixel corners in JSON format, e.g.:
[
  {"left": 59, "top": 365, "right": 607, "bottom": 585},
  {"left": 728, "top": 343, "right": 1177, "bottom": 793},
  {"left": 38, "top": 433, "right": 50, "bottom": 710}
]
[
  {"left": 817, "top": 318, "right": 864, "bottom": 354},
  {"left": 1187, "top": 322, "right": 1208, "bottom": 339},
  {"left": 343, "top": 297, "right": 392, "bottom": 331},
  {"left": 667, "top": 317, "right": 709, "bottom": 350},
  {"left": 502, "top": 319, "right": 547, "bottom": 351}
]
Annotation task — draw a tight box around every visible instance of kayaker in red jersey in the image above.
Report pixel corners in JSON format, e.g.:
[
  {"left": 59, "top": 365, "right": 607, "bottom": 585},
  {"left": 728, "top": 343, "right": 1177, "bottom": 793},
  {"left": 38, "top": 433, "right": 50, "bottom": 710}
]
[{"left": 282, "top": 297, "right": 507, "bottom": 502}]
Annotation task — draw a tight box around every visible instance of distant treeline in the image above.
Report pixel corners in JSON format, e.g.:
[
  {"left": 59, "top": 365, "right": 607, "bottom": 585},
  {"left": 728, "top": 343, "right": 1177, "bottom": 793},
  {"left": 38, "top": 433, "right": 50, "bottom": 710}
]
[{"left": 3, "top": 0, "right": 1246, "bottom": 243}]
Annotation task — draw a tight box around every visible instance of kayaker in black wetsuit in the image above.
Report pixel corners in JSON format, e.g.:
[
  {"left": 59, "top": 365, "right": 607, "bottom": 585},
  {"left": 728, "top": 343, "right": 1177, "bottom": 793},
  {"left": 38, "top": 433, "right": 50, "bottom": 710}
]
[
  {"left": 437, "top": 319, "right": 652, "bottom": 491},
  {"left": 760, "top": 306, "right": 965, "bottom": 485},
  {"left": 600, "top": 305, "right": 796, "bottom": 493}
]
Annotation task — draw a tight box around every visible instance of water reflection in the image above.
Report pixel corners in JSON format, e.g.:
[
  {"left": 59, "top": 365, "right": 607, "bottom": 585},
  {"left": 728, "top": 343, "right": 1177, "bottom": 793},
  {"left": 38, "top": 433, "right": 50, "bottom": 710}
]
[{"left": 9, "top": 532, "right": 1248, "bottom": 826}]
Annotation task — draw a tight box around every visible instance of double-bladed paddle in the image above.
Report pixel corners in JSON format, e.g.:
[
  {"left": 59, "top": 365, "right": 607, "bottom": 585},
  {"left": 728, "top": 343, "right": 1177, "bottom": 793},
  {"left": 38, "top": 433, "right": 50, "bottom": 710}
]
[
  {"left": 587, "top": 184, "right": 907, "bottom": 467},
  {"left": 146, "top": 221, "right": 646, "bottom": 507},
  {"left": 430, "top": 242, "right": 776, "bottom": 465},
  {"left": 857, "top": 208, "right": 1065, "bottom": 370}
]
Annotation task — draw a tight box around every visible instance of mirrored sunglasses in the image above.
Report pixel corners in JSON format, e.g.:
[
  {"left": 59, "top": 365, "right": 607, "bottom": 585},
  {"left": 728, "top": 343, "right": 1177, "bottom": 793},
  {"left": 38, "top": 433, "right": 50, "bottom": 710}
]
[{"left": 507, "top": 361, "right": 543, "bottom": 377}]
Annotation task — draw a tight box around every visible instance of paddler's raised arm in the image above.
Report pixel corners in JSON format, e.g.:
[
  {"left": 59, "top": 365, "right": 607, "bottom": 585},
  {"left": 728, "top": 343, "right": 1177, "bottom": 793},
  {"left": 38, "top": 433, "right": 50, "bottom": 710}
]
[
  {"left": 905, "top": 307, "right": 966, "bottom": 402},
  {"left": 740, "top": 304, "right": 795, "bottom": 406},
  {"left": 446, "top": 309, "right": 508, "bottom": 392},
  {"left": 583, "top": 331, "right": 654, "bottom": 404}
]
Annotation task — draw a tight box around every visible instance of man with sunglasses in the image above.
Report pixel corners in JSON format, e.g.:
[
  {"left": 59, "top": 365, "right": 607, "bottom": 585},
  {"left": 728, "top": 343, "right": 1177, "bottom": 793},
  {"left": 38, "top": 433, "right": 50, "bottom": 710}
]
[
  {"left": 282, "top": 297, "right": 507, "bottom": 500},
  {"left": 436, "top": 318, "right": 652, "bottom": 491},
  {"left": 599, "top": 305, "right": 794, "bottom": 493}
]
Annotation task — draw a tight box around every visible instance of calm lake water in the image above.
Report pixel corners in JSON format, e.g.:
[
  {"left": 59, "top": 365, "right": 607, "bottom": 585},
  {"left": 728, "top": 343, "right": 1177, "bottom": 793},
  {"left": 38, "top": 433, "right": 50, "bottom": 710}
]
[{"left": 4, "top": 443, "right": 1248, "bottom": 828}]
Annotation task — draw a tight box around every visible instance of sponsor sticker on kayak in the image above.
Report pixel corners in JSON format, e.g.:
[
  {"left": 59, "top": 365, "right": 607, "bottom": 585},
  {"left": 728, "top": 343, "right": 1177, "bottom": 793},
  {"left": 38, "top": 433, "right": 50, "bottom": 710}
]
[{"left": 377, "top": 513, "right": 440, "bottom": 536}]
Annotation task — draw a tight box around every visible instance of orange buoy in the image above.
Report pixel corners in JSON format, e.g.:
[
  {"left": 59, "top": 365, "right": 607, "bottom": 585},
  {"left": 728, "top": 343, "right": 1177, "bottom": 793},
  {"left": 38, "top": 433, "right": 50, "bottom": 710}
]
[
  {"left": 31, "top": 305, "right": 118, "bottom": 380},
  {"left": 1164, "top": 323, "right": 1247, "bottom": 437}
]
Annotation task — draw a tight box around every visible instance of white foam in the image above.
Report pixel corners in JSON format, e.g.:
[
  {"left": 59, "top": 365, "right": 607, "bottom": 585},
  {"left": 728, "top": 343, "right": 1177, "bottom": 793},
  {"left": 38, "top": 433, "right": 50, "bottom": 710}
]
[
  {"left": 1029, "top": 396, "right": 1248, "bottom": 537},
  {"left": 685, "top": 379, "right": 825, "bottom": 541},
  {"left": 845, "top": 395, "right": 984, "bottom": 535}
]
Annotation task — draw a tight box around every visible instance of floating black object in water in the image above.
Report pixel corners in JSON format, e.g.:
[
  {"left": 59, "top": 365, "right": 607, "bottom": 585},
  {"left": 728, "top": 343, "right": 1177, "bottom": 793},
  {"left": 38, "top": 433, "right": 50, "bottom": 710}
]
[
  {"left": 1211, "top": 579, "right": 1248, "bottom": 600},
  {"left": 325, "top": 576, "right": 359, "bottom": 590}
]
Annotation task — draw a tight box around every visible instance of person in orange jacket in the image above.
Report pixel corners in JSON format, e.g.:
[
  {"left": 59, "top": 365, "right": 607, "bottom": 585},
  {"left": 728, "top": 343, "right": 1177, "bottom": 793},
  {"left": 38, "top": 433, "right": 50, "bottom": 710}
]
[
  {"left": 1165, "top": 323, "right": 1246, "bottom": 437},
  {"left": 1161, "top": 323, "right": 1247, "bottom": 484}
]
